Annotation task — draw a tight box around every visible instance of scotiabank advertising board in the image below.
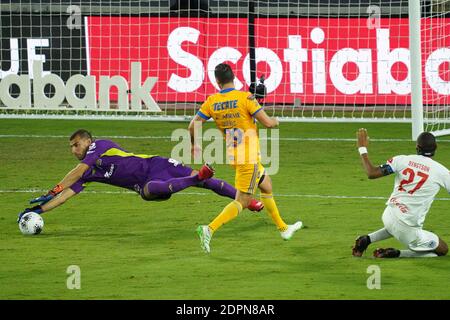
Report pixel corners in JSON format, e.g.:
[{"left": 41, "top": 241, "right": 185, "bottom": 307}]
[{"left": 86, "top": 17, "right": 450, "bottom": 105}]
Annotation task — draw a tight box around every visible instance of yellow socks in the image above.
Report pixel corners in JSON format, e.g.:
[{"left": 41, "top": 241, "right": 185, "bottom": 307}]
[
  {"left": 209, "top": 200, "right": 243, "bottom": 233},
  {"left": 261, "top": 193, "right": 288, "bottom": 231},
  {"left": 208, "top": 195, "right": 288, "bottom": 233}
]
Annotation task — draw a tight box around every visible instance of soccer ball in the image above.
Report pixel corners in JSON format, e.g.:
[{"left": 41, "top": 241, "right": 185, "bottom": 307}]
[{"left": 19, "top": 212, "right": 44, "bottom": 235}]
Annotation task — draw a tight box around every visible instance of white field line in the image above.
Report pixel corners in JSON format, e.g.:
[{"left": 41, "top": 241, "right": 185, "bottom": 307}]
[
  {"left": 1, "top": 189, "right": 449, "bottom": 201},
  {"left": 0, "top": 134, "right": 449, "bottom": 142}
]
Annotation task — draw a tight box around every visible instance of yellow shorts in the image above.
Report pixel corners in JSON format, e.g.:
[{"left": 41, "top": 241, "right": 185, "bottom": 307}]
[{"left": 233, "top": 162, "right": 265, "bottom": 194}]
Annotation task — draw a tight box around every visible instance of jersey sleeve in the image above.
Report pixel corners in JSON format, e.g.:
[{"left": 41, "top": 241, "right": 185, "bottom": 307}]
[
  {"left": 81, "top": 141, "right": 108, "bottom": 167},
  {"left": 70, "top": 178, "right": 86, "bottom": 194},
  {"left": 386, "top": 155, "right": 404, "bottom": 173},
  {"left": 197, "top": 97, "right": 212, "bottom": 120},
  {"left": 69, "top": 167, "right": 93, "bottom": 194},
  {"left": 245, "top": 94, "right": 263, "bottom": 116}
]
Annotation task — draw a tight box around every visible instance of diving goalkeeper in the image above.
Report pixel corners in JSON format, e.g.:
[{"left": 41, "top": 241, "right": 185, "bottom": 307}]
[{"left": 18, "top": 129, "right": 263, "bottom": 221}]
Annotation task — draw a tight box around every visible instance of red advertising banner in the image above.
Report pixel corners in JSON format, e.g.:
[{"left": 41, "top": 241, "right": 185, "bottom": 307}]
[{"left": 87, "top": 17, "right": 450, "bottom": 105}]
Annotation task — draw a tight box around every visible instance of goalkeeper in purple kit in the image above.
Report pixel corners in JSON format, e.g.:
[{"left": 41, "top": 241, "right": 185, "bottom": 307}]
[{"left": 18, "top": 129, "right": 263, "bottom": 221}]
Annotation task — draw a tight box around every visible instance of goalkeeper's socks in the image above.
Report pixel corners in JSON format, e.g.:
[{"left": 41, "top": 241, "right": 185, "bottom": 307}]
[
  {"left": 145, "top": 175, "right": 200, "bottom": 196},
  {"left": 209, "top": 200, "right": 243, "bottom": 233},
  {"left": 261, "top": 193, "right": 288, "bottom": 232},
  {"left": 199, "top": 178, "right": 236, "bottom": 199}
]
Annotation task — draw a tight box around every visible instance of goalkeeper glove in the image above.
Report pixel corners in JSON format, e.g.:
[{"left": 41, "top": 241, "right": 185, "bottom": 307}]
[
  {"left": 17, "top": 205, "right": 43, "bottom": 223},
  {"left": 30, "top": 184, "right": 64, "bottom": 205}
]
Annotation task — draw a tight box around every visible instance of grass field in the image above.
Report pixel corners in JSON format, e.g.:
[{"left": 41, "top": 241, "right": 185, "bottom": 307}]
[{"left": 0, "top": 119, "right": 449, "bottom": 300}]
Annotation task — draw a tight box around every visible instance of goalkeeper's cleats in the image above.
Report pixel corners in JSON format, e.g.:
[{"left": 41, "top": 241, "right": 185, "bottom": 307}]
[
  {"left": 352, "top": 235, "right": 371, "bottom": 257},
  {"left": 280, "top": 221, "right": 303, "bottom": 240},
  {"left": 248, "top": 199, "right": 264, "bottom": 212},
  {"left": 198, "top": 163, "right": 215, "bottom": 181},
  {"left": 373, "top": 248, "right": 400, "bottom": 258},
  {"left": 197, "top": 225, "right": 212, "bottom": 253}
]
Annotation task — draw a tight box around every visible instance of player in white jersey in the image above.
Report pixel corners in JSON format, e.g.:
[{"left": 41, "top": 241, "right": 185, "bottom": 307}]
[{"left": 352, "top": 129, "right": 449, "bottom": 258}]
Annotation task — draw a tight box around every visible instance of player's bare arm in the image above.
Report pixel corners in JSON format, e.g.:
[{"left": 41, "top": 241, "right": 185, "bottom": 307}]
[
  {"left": 254, "top": 109, "right": 279, "bottom": 128},
  {"left": 188, "top": 114, "right": 206, "bottom": 156},
  {"left": 29, "top": 162, "right": 89, "bottom": 207},
  {"left": 56, "top": 163, "right": 90, "bottom": 190},
  {"left": 19, "top": 161, "right": 83, "bottom": 221},
  {"left": 357, "top": 128, "right": 386, "bottom": 179},
  {"left": 40, "top": 188, "right": 77, "bottom": 213},
  {"left": 17, "top": 187, "right": 77, "bottom": 222}
]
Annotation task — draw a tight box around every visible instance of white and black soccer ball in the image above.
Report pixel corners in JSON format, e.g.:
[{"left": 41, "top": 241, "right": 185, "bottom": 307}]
[{"left": 19, "top": 212, "right": 44, "bottom": 235}]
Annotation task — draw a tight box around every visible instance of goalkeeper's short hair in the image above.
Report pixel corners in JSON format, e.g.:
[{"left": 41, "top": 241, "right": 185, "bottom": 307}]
[
  {"left": 70, "top": 129, "right": 93, "bottom": 141},
  {"left": 214, "top": 63, "right": 235, "bottom": 85}
]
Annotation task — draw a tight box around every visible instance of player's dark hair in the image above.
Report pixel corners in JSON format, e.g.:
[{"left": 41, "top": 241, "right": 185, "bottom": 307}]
[
  {"left": 214, "top": 63, "right": 235, "bottom": 86},
  {"left": 70, "top": 129, "right": 93, "bottom": 141},
  {"left": 416, "top": 132, "right": 437, "bottom": 157}
]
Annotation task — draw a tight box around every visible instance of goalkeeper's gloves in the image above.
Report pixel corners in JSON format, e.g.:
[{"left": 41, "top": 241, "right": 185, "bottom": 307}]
[
  {"left": 30, "top": 184, "right": 64, "bottom": 205},
  {"left": 17, "top": 205, "right": 43, "bottom": 223}
]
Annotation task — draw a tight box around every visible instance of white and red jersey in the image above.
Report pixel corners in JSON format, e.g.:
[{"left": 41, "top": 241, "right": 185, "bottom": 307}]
[{"left": 385, "top": 155, "right": 450, "bottom": 227}]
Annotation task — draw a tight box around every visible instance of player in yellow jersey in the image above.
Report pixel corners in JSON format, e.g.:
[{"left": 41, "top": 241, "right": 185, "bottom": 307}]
[{"left": 189, "top": 63, "right": 302, "bottom": 253}]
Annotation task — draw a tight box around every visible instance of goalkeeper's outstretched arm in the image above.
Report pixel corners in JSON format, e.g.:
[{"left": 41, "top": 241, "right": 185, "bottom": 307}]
[
  {"left": 41, "top": 188, "right": 77, "bottom": 213},
  {"left": 56, "top": 163, "right": 90, "bottom": 191},
  {"left": 18, "top": 188, "right": 77, "bottom": 222},
  {"left": 31, "top": 163, "right": 89, "bottom": 205}
]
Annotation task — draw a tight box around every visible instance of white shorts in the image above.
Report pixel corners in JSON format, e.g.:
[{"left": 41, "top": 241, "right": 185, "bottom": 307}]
[{"left": 382, "top": 206, "right": 439, "bottom": 252}]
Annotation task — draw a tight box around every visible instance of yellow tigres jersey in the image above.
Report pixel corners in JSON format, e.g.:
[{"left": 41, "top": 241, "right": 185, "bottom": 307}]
[
  {"left": 198, "top": 88, "right": 263, "bottom": 165},
  {"left": 198, "top": 88, "right": 262, "bottom": 132}
]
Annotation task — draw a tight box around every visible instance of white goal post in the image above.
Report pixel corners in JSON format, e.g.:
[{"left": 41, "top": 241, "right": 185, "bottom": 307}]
[
  {"left": 0, "top": 0, "right": 449, "bottom": 139},
  {"left": 409, "top": 0, "right": 425, "bottom": 140},
  {"left": 414, "top": 0, "right": 450, "bottom": 138}
]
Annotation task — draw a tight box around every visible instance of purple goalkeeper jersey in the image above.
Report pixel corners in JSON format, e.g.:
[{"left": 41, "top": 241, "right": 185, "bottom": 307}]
[{"left": 70, "top": 139, "right": 191, "bottom": 195}]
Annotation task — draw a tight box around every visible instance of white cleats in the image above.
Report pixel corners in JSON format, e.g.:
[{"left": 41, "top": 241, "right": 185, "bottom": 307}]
[{"left": 280, "top": 221, "right": 303, "bottom": 240}]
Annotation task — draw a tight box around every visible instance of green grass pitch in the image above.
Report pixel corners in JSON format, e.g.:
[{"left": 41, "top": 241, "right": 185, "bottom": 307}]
[{"left": 0, "top": 119, "right": 449, "bottom": 299}]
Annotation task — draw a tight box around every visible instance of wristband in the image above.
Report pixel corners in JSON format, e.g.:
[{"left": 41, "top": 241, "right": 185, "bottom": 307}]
[
  {"left": 49, "top": 184, "right": 64, "bottom": 196},
  {"left": 358, "top": 147, "right": 368, "bottom": 155}
]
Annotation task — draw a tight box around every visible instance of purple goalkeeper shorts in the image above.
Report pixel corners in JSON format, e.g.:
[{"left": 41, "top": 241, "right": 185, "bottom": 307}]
[{"left": 140, "top": 156, "right": 193, "bottom": 201}]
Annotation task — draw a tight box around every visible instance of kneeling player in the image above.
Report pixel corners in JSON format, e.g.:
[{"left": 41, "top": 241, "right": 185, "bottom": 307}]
[
  {"left": 352, "top": 128, "right": 449, "bottom": 258},
  {"left": 18, "top": 129, "right": 263, "bottom": 220}
]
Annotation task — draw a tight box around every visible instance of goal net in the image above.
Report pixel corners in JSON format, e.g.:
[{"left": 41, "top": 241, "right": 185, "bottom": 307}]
[
  {"left": 0, "top": 1, "right": 449, "bottom": 137},
  {"left": 421, "top": 0, "right": 450, "bottom": 137}
]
